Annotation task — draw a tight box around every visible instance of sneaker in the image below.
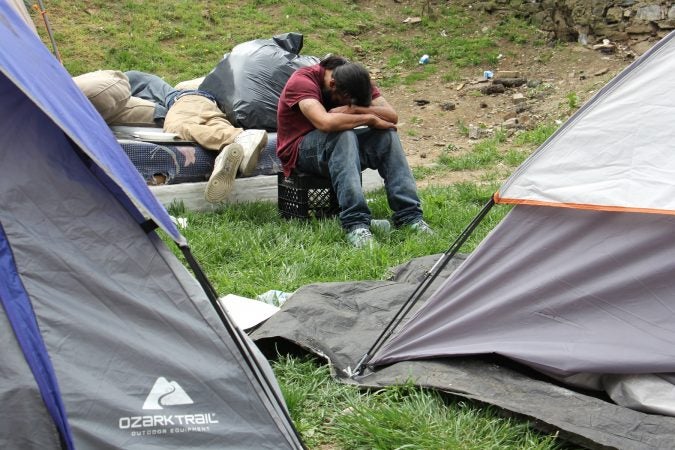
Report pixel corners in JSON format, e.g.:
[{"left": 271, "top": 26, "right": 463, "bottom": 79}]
[
  {"left": 346, "top": 227, "right": 374, "bottom": 248},
  {"left": 204, "top": 143, "right": 244, "bottom": 203},
  {"left": 370, "top": 219, "right": 392, "bottom": 234},
  {"left": 410, "top": 219, "right": 434, "bottom": 235},
  {"left": 234, "top": 129, "right": 268, "bottom": 177}
]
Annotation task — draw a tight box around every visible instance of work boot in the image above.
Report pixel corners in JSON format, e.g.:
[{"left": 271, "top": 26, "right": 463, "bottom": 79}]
[
  {"left": 204, "top": 143, "right": 244, "bottom": 203},
  {"left": 234, "top": 129, "right": 268, "bottom": 177}
]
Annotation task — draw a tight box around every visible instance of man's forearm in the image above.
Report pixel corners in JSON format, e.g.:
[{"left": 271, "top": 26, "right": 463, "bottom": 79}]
[
  {"left": 316, "top": 112, "right": 395, "bottom": 132},
  {"left": 321, "top": 112, "right": 377, "bottom": 131},
  {"left": 336, "top": 105, "right": 398, "bottom": 124}
]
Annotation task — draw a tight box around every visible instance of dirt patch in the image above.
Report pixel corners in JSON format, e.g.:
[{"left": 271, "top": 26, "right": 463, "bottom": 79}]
[{"left": 375, "top": 38, "right": 636, "bottom": 186}]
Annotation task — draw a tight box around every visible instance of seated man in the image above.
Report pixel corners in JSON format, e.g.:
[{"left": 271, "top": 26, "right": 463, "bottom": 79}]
[
  {"left": 73, "top": 70, "right": 267, "bottom": 203},
  {"left": 276, "top": 55, "right": 432, "bottom": 248}
]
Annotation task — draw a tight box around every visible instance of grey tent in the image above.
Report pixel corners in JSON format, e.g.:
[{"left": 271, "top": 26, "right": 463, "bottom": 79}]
[
  {"left": 364, "top": 29, "right": 675, "bottom": 415},
  {"left": 0, "top": 5, "right": 302, "bottom": 449}
]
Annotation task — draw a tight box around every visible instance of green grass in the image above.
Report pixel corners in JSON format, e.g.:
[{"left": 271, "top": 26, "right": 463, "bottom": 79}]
[
  {"left": 168, "top": 183, "right": 507, "bottom": 296},
  {"left": 33, "top": 0, "right": 541, "bottom": 86},
  {"left": 275, "top": 355, "right": 561, "bottom": 449},
  {"left": 514, "top": 122, "right": 559, "bottom": 146},
  {"left": 438, "top": 129, "right": 507, "bottom": 170}
]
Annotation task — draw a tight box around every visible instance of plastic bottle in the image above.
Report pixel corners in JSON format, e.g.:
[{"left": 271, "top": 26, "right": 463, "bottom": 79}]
[{"left": 256, "top": 290, "right": 291, "bottom": 307}]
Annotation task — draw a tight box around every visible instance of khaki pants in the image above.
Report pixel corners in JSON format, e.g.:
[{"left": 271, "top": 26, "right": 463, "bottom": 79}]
[
  {"left": 108, "top": 96, "right": 156, "bottom": 126},
  {"left": 163, "top": 95, "right": 241, "bottom": 151},
  {"left": 72, "top": 70, "right": 156, "bottom": 125}
]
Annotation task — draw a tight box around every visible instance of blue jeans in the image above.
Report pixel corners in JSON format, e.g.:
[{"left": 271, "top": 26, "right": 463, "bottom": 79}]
[
  {"left": 125, "top": 70, "right": 179, "bottom": 123},
  {"left": 297, "top": 128, "right": 423, "bottom": 231}
]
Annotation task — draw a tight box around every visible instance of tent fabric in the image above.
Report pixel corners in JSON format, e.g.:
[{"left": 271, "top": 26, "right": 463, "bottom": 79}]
[
  {"left": 0, "top": 224, "right": 74, "bottom": 449},
  {"left": 603, "top": 373, "right": 675, "bottom": 417},
  {"left": 0, "top": 299, "right": 62, "bottom": 449},
  {"left": 496, "top": 30, "right": 675, "bottom": 214},
  {"left": 7, "top": 0, "right": 38, "bottom": 33},
  {"left": 370, "top": 30, "right": 675, "bottom": 380},
  {"left": 0, "top": 3, "right": 183, "bottom": 245},
  {"left": 0, "top": 5, "right": 302, "bottom": 449},
  {"left": 251, "top": 255, "right": 675, "bottom": 449},
  {"left": 371, "top": 205, "right": 675, "bottom": 375},
  {"left": 0, "top": 164, "right": 298, "bottom": 447}
]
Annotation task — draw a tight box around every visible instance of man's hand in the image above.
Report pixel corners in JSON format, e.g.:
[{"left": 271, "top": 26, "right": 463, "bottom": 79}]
[{"left": 367, "top": 114, "right": 397, "bottom": 130}]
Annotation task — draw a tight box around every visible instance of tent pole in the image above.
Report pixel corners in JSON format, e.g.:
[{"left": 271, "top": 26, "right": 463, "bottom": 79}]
[
  {"left": 33, "top": 0, "right": 62, "bottom": 63},
  {"left": 180, "top": 245, "right": 307, "bottom": 449},
  {"left": 352, "top": 196, "right": 496, "bottom": 377}
]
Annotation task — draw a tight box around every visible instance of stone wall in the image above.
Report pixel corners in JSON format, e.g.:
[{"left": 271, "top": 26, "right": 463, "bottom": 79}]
[{"left": 482, "top": 0, "right": 675, "bottom": 46}]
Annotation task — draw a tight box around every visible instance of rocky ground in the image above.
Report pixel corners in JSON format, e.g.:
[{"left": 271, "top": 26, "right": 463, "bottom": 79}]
[{"left": 376, "top": 36, "right": 641, "bottom": 187}]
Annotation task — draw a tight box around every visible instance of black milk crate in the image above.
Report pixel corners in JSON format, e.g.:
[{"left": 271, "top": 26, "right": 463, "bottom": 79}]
[{"left": 277, "top": 172, "right": 340, "bottom": 219}]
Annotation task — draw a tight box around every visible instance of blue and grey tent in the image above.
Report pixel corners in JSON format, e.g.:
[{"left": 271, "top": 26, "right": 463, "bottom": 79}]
[{"left": 0, "top": 4, "right": 302, "bottom": 449}]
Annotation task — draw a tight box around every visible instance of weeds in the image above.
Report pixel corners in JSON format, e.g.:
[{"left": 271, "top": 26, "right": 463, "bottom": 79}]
[
  {"left": 441, "top": 68, "right": 462, "bottom": 82},
  {"left": 494, "top": 16, "right": 538, "bottom": 45},
  {"left": 514, "top": 123, "right": 559, "bottom": 146},
  {"left": 566, "top": 91, "right": 580, "bottom": 110},
  {"left": 456, "top": 119, "right": 470, "bottom": 137}
]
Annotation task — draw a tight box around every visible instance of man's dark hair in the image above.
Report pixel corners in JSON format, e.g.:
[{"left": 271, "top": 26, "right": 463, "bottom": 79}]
[
  {"left": 320, "top": 55, "right": 372, "bottom": 106},
  {"left": 319, "top": 55, "right": 349, "bottom": 70}
]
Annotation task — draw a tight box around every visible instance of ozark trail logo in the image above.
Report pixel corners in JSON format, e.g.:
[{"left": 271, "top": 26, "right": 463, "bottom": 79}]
[
  {"left": 142, "top": 377, "right": 194, "bottom": 410},
  {"left": 118, "top": 377, "right": 218, "bottom": 435}
]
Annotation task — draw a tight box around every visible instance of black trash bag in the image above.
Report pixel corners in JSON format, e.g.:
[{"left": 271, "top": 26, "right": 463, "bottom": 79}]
[{"left": 199, "top": 32, "right": 320, "bottom": 131}]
